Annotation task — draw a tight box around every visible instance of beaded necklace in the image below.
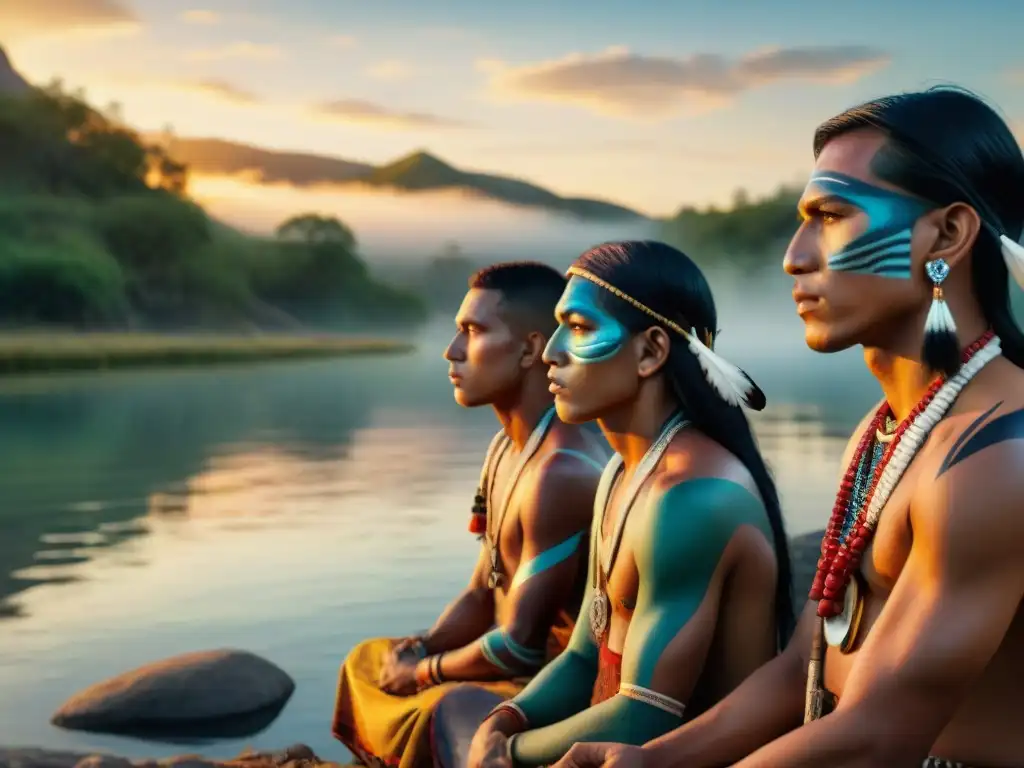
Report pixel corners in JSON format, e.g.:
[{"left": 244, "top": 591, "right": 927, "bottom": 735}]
[{"left": 809, "top": 330, "right": 996, "bottom": 619}]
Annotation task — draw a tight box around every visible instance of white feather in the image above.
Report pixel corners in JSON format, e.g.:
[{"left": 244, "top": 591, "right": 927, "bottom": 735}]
[
  {"left": 686, "top": 330, "right": 753, "bottom": 407},
  {"left": 925, "top": 294, "right": 956, "bottom": 334},
  {"left": 1000, "top": 234, "right": 1024, "bottom": 290}
]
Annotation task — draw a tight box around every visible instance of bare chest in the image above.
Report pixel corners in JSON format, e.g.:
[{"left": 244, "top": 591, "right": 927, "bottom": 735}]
[
  {"left": 822, "top": 457, "right": 918, "bottom": 693},
  {"left": 598, "top": 481, "right": 647, "bottom": 631},
  {"left": 488, "top": 450, "right": 527, "bottom": 572}
]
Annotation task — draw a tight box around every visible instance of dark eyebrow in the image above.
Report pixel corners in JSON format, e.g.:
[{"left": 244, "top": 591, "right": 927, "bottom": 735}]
[
  {"left": 798, "top": 192, "right": 853, "bottom": 215},
  {"left": 557, "top": 305, "right": 595, "bottom": 323}
]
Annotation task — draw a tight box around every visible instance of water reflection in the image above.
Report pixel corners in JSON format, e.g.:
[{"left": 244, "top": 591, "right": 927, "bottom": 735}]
[{"left": 0, "top": 308, "right": 883, "bottom": 759}]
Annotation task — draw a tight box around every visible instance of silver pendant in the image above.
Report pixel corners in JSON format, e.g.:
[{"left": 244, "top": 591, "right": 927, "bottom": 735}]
[
  {"left": 589, "top": 588, "right": 609, "bottom": 641},
  {"left": 824, "top": 576, "right": 863, "bottom": 654},
  {"left": 488, "top": 547, "right": 502, "bottom": 589}
]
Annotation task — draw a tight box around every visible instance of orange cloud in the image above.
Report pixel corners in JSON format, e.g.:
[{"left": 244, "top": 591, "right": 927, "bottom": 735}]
[
  {"left": 184, "top": 42, "right": 283, "bottom": 62},
  {"left": 169, "top": 79, "right": 261, "bottom": 104},
  {"left": 181, "top": 9, "right": 220, "bottom": 25},
  {"left": 308, "top": 99, "right": 473, "bottom": 130},
  {"left": 0, "top": 0, "right": 140, "bottom": 40},
  {"left": 485, "top": 44, "right": 890, "bottom": 118}
]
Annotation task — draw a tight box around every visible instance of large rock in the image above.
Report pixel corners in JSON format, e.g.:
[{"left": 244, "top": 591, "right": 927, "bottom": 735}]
[{"left": 50, "top": 649, "right": 295, "bottom": 735}]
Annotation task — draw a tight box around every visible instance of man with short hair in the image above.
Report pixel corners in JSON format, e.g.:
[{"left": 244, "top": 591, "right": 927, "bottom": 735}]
[{"left": 332, "top": 261, "right": 608, "bottom": 768}]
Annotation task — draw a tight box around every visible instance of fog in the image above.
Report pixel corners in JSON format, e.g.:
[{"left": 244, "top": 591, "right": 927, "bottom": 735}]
[{"left": 189, "top": 174, "right": 659, "bottom": 264}]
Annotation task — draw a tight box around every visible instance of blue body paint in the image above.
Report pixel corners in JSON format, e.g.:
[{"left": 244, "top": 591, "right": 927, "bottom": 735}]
[
  {"left": 481, "top": 628, "right": 547, "bottom": 672},
  {"left": 546, "top": 277, "right": 628, "bottom": 364},
  {"left": 511, "top": 530, "right": 584, "bottom": 591},
  {"left": 805, "top": 171, "right": 934, "bottom": 279},
  {"left": 480, "top": 529, "right": 586, "bottom": 673}
]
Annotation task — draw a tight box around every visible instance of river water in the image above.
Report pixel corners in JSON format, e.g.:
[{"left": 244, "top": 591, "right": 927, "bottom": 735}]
[{"left": 0, "top": 280, "right": 882, "bottom": 761}]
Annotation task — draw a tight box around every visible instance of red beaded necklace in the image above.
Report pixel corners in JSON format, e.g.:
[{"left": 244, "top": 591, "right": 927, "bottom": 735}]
[{"left": 809, "top": 329, "right": 995, "bottom": 618}]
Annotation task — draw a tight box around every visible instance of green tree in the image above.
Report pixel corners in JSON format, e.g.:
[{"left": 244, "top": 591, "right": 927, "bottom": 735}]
[{"left": 276, "top": 213, "right": 357, "bottom": 250}]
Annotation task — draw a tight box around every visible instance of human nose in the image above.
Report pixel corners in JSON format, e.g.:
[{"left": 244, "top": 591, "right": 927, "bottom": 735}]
[{"left": 783, "top": 227, "right": 821, "bottom": 276}]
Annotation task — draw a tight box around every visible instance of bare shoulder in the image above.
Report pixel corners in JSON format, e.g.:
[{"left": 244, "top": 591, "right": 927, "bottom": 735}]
[
  {"left": 658, "top": 427, "right": 758, "bottom": 495},
  {"left": 519, "top": 433, "right": 604, "bottom": 536},
  {"left": 914, "top": 362, "right": 1024, "bottom": 570}
]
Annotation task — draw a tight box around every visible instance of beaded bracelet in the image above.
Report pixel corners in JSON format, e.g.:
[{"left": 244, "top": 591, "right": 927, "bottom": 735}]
[
  {"left": 415, "top": 653, "right": 447, "bottom": 691},
  {"left": 505, "top": 733, "right": 518, "bottom": 766},
  {"left": 482, "top": 701, "right": 529, "bottom": 730},
  {"left": 430, "top": 652, "right": 446, "bottom": 685}
]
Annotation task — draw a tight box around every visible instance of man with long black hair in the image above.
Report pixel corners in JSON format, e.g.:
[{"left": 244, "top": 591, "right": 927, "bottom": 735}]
[
  {"left": 553, "top": 87, "right": 1024, "bottom": 768},
  {"left": 466, "top": 240, "right": 794, "bottom": 768}
]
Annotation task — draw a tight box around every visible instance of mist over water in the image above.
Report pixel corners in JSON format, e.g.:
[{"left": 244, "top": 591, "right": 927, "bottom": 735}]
[
  {"left": 189, "top": 175, "right": 659, "bottom": 262},
  {"left": 3, "top": 175, "right": 974, "bottom": 763}
]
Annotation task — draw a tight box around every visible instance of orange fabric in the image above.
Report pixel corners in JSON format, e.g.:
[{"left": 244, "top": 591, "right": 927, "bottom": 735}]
[{"left": 332, "top": 624, "right": 573, "bottom": 768}]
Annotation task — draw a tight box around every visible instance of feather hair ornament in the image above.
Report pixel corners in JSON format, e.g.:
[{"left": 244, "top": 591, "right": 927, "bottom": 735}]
[
  {"left": 1000, "top": 234, "right": 1024, "bottom": 290},
  {"left": 566, "top": 267, "right": 767, "bottom": 411}
]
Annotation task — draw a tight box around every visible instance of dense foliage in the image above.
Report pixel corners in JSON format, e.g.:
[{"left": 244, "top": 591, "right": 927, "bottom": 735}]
[
  {"left": 0, "top": 83, "right": 426, "bottom": 330},
  {"left": 660, "top": 186, "right": 803, "bottom": 268}
]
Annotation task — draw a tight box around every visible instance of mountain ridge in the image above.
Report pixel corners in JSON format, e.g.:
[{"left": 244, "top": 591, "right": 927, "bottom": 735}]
[
  {"left": 0, "top": 45, "right": 30, "bottom": 93},
  {"left": 0, "top": 43, "right": 647, "bottom": 222},
  {"left": 163, "top": 138, "right": 650, "bottom": 222}
]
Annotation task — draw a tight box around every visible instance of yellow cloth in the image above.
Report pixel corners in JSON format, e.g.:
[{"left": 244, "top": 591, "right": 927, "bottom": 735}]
[{"left": 331, "top": 637, "right": 523, "bottom": 768}]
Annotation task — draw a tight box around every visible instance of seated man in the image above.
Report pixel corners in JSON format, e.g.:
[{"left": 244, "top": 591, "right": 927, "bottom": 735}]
[
  {"left": 332, "top": 261, "right": 609, "bottom": 768},
  {"left": 467, "top": 241, "right": 795, "bottom": 768},
  {"left": 553, "top": 87, "right": 1024, "bottom": 768}
]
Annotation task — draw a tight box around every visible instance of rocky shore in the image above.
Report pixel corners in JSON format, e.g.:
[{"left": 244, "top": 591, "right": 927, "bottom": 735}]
[
  {"left": 2, "top": 532, "right": 825, "bottom": 768},
  {"left": 0, "top": 743, "right": 356, "bottom": 768}
]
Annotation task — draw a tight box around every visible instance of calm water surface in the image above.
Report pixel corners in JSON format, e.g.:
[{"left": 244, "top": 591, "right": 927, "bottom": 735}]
[{"left": 0, "top": 294, "right": 882, "bottom": 760}]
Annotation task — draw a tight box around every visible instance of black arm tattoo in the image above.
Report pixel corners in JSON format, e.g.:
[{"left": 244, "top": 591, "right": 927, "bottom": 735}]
[{"left": 936, "top": 401, "right": 1024, "bottom": 477}]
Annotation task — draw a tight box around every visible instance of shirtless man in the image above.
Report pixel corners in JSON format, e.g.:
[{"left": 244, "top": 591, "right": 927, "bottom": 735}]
[
  {"left": 553, "top": 87, "right": 1024, "bottom": 768},
  {"left": 332, "top": 261, "right": 608, "bottom": 768},
  {"left": 466, "top": 240, "right": 795, "bottom": 768}
]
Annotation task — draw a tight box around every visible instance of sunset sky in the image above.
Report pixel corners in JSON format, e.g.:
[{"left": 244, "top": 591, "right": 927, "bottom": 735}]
[{"left": 3, "top": 0, "right": 1024, "bottom": 217}]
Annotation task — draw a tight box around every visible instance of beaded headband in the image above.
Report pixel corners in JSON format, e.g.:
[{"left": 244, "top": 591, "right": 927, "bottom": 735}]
[{"left": 566, "top": 266, "right": 766, "bottom": 411}]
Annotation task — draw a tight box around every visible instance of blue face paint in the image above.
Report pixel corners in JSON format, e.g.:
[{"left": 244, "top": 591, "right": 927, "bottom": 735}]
[
  {"left": 546, "top": 276, "right": 628, "bottom": 364},
  {"left": 804, "top": 170, "right": 935, "bottom": 279}
]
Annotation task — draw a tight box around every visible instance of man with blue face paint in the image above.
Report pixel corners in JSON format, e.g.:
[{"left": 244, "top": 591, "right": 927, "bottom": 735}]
[
  {"left": 806, "top": 171, "right": 934, "bottom": 279},
  {"left": 551, "top": 86, "right": 1024, "bottom": 768},
  {"left": 465, "top": 241, "right": 794, "bottom": 768},
  {"left": 333, "top": 262, "right": 609, "bottom": 768}
]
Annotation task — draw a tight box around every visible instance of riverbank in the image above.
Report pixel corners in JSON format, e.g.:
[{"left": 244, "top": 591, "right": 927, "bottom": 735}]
[
  {"left": 0, "top": 333, "right": 414, "bottom": 375},
  {"left": 0, "top": 744, "right": 356, "bottom": 768}
]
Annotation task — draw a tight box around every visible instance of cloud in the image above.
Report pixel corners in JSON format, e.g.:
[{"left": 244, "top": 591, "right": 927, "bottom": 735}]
[
  {"left": 169, "top": 79, "right": 261, "bottom": 104},
  {"left": 181, "top": 9, "right": 219, "bottom": 25},
  {"left": 184, "top": 42, "right": 283, "bottom": 62},
  {"left": 0, "top": 0, "right": 140, "bottom": 40},
  {"left": 484, "top": 44, "right": 890, "bottom": 117},
  {"left": 367, "top": 59, "right": 411, "bottom": 80},
  {"left": 308, "top": 99, "right": 472, "bottom": 130},
  {"left": 328, "top": 34, "right": 357, "bottom": 48}
]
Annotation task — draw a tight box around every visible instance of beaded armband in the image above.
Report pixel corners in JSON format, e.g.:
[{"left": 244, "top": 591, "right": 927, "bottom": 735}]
[{"left": 619, "top": 683, "right": 685, "bottom": 718}]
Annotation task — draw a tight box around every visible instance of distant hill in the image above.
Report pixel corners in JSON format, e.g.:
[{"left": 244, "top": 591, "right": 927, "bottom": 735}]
[
  {"left": 0, "top": 46, "right": 30, "bottom": 94},
  {"left": 163, "top": 138, "right": 649, "bottom": 223}
]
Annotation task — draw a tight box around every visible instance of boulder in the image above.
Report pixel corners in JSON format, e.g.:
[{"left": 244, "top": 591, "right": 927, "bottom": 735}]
[{"left": 50, "top": 649, "right": 294, "bottom": 735}]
